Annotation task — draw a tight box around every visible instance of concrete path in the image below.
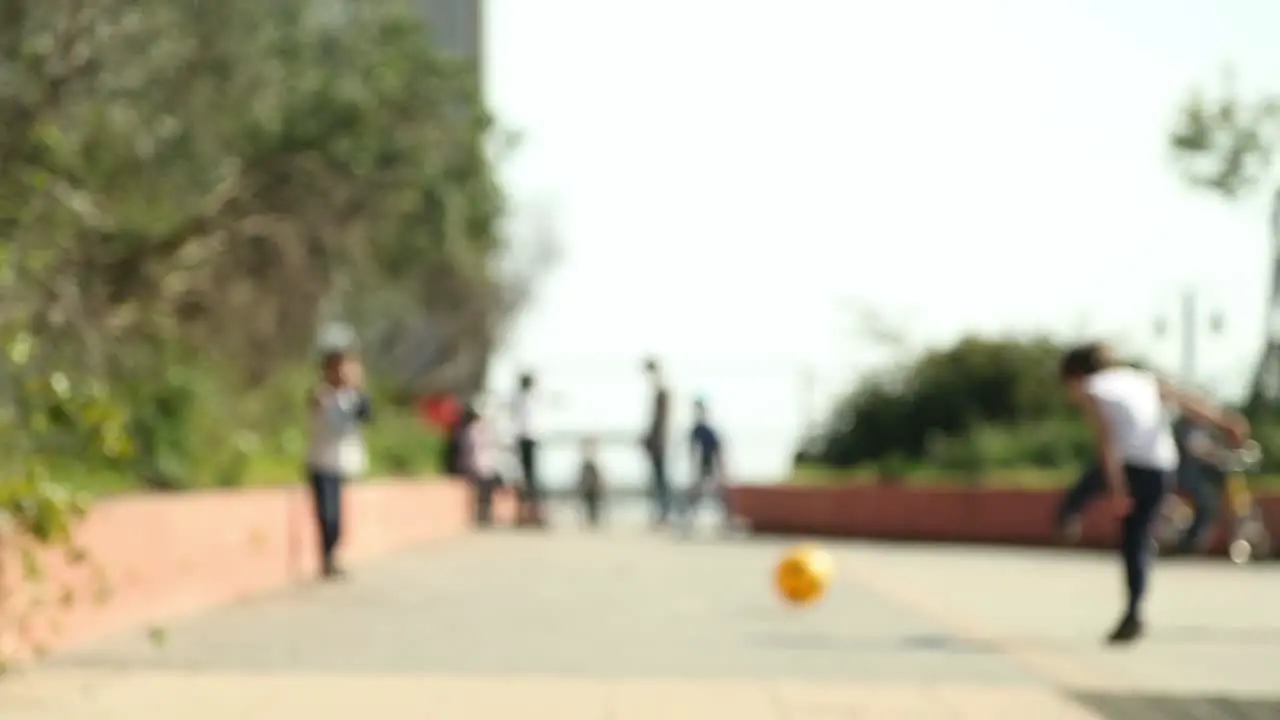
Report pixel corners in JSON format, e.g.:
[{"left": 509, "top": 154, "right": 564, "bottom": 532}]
[{"left": 2, "top": 509, "right": 1279, "bottom": 719}]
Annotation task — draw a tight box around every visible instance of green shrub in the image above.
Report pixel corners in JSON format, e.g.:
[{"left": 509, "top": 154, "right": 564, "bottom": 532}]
[
  {"left": 364, "top": 407, "right": 442, "bottom": 476},
  {"left": 35, "top": 359, "right": 443, "bottom": 497}
]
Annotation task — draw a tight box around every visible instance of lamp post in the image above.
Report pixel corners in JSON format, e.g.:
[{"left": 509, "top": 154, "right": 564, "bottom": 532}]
[
  {"left": 1154, "top": 288, "right": 1224, "bottom": 388},
  {"left": 1253, "top": 186, "right": 1280, "bottom": 406}
]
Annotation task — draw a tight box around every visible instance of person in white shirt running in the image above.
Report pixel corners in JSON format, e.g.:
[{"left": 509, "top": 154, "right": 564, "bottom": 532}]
[{"left": 1059, "top": 342, "right": 1249, "bottom": 644}]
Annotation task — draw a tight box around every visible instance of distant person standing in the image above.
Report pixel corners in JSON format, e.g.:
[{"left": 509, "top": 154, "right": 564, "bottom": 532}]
[
  {"left": 460, "top": 401, "right": 503, "bottom": 527},
  {"left": 511, "top": 372, "right": 546, "bottom": 527},
  {"left": 642, "top": 357, "right": 672, "bottom": 527},
  {"left": 577, "top": 436, "right": 606, "bottom": 528},
  {"left": 680, "top": 398, "right": 730, "bottom": 534},
  {"left": 306, "top": 348, "right": 372, "bottom": 580}
]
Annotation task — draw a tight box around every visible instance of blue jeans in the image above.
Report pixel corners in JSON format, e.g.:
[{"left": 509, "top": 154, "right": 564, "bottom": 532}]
[
  {"left": 1174, "top": 464, "right": 1220, "bottom": 551},
  {"left": 306, "top": 467, "right": 345, "bottom": 570}
]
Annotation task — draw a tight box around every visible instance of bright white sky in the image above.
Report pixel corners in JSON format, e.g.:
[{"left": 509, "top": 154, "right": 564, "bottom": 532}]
[{"left": 480, "top": 0, "right": 1280, "bottom": 483}]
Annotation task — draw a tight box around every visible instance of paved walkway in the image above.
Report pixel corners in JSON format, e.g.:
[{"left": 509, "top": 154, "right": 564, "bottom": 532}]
[{"left": 2, "top": 509, "right": 1280, "bottom": 719}]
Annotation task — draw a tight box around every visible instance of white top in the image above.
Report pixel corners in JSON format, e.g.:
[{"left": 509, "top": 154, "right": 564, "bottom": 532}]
[
  {"left": 307, "top": 388, "right": 369, "bottom": 476},
  {"left": 511, "top": 389, "right": 537, "bottom": 440},
  {"left": 1084, "top": 367, "right": 1179, "bottom": 472},
  {"left": 463, "top": 418, "right": 502, "bottom": 477}
]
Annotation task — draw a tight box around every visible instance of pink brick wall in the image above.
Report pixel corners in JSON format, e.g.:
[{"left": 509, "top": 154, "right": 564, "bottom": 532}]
[
  {"left": 0, "top": 477, "right": 513, "bottom": 661},
  {"left": 727, "top": 483, "right": 1280, "bottom": 551}
]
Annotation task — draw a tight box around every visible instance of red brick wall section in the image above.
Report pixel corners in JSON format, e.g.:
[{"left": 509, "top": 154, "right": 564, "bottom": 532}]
[
  {"left": 726, "top": 483, "right": 1280, "bottom": 553},
  {"left": 0, "top": 477, "right": 514, "bottom": 662}
]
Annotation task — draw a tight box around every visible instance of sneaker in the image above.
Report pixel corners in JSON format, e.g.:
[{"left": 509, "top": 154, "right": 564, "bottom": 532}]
[{"left": 1106, "top": 615, "right": 1143, "bottom": 645}]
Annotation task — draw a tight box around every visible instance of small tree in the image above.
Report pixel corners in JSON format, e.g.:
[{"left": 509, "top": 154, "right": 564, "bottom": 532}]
[{"left": 1169, "top": 76, "right": 1280, "bottom": 411}]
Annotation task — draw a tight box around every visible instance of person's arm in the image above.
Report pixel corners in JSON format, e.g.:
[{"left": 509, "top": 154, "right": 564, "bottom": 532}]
[
  {"left": 1183, "top": 426, "right": 1218, "bottom": 463},
  {"left": 1078, "top": 391, "right": 1127, "bottom": 503},
  {"left": 1158, "top": 379, "right": 1250, "bottom": 446},
  {"left": 355, "top": 393, "right": 373, "bottom": 423}
]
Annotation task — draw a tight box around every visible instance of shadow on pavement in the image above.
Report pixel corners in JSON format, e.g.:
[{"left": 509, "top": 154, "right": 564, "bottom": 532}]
[
  {"left": 1072, "top": 692, "right": 1280, "bottom": 720},
  {"left": 1154, "top": 625, "right": 1280, "bottom": 647},
  {"left": 752, "top": 631, "right": 995, "bottom": 655}
]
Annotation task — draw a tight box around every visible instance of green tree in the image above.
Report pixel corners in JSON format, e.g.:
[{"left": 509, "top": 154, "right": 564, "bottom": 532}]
[
  {"left": 811, "top": 336, "right": 1083, "bottom": 469},
  {"left": 0, "top": 0, "right": 538, "bottom": 664},
  {"left": 1169, "top": 79, "right": 1279, "bottom": 198},
  {"left": 1169, "top": 76, "right": 1278, "bottom": 412}
]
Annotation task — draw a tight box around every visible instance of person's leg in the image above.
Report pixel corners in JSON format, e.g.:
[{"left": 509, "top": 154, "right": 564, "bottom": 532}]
[
  {"left": 473, "top": 473, "right": 494, "bottom": 526},
  {"left": 649, "top": 448, "right": 670, "bottom": 525},
  {"left": 516, "top": 438, "right": 534, "bottom": 523},
  {"left": 306, "top": 469, "right": 329, "bottom": 572},
  {"left": 527, "top": 442, "right": 546, "bottom": 526},
  {"left": 308, "top": 468, "right": 343, "bottom": 577},
  {"left": 714, "top": 479, "right": 734, "bottom": 531},
  {"left": 585, "top": 491, "right": 601, "bottom": 528},
  {"left": 1056, "top": 464, "right": 1105, "bottom": 538},
  {"left": 1112, "top": 466, "right": 1167, "bottom": 643},
  {"left": 680, "top": 473, "right": 706, "bottom": 532},
  {"left": 1176, "top": 469, "right": 1219, "bottom": 553}
]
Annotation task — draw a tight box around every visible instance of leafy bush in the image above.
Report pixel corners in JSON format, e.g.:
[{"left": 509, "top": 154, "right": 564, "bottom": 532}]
[
  {"left": 814, "top": 336, "right": 1073, "bottom": 467},
  {"left": 365, "top": 408, "right": 444, "bottom": 476}
]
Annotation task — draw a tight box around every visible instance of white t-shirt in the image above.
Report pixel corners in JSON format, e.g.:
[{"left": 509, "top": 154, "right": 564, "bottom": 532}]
[
  {"left": 512, "top": 389, "right": 537, "bottom": 440},
  {"left": 1084, "top": 367, "right": 1179, "bottom": 472}
]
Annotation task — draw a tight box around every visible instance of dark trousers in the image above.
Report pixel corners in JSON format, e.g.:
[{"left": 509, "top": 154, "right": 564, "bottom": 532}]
[
  {"left": 1056, "top": 464, "right": 1168, "bottom": 619},
  {"left": 1120, "top": 465, "right": 1169, "bottom": 620},
  {"left": 1174, "top": 465, "right": 1220, "bottom": 551},
  {"left": 517, "top": 437, "right": 542, "bottom": 516},
  {"left": 581, "top": 490, "right": 603, "bottom": 528},
  {"left": 647, "top": 447, "right": 671, "bottom": 524},
  {"left": 472, "top": 473, "right": 501, "bottom": 526},
  {"left": 307, "top": 467, "right": 344, "bottom": 571},
  {"left": 1056, "top": 465, "right": 1105, "bottom": 525},
  {"left": 1062, "top": 462, "right": 1220, "bottom": 553}
]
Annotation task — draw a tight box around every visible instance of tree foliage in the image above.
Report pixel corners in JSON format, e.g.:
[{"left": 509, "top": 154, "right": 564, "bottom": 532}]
[
  {"left": 1170, "top": 80, "right": 1280, "bottom": 198},
  {"left": 808, "top": 337, "right": 1092, "bottom": 477},
  {"left": 0, "top": 0, "right": 532, "bottom": 663},
  {"left": 1169, "top": 75, "right": 1280, "bottom": 411}
]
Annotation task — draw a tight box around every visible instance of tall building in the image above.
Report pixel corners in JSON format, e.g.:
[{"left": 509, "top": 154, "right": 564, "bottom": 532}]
[{"left": 419, "top": 0, "right": 483, "bottom": 73}]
